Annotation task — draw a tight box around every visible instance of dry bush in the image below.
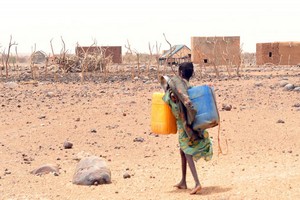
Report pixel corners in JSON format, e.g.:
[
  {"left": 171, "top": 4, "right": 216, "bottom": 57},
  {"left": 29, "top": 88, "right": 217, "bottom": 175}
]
[
  {"left": 242, "top": 52, "right": 256, "bottom": 67},
  {"left": 123, "top": 53, "right": 156, "bottom": 65},
  {"left": 18, "top": 55, "right": 30, "bottom": 64}
]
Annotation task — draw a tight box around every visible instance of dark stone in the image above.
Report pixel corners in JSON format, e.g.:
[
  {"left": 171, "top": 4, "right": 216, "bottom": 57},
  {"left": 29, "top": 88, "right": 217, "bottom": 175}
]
[
  {"left": 63, "top": 141, "right": 73, "bottom": 149},
  {"left": 222, "top": 104, "right": 232, "bottom": 111},
  {"left": 133, "top": 137, "right": 144, "bottom": 142},
  {"left": 123, "top": 172, "right": 131, "bottom": 179},
  {"left": 90, "top": 129, "right": 97, "bottom": 133},
  {"left": 276, "top": 119, "right": 285, "bottom": 123},
  {"left": 292, "top": 103, "right": 300, "bottom": 108}
]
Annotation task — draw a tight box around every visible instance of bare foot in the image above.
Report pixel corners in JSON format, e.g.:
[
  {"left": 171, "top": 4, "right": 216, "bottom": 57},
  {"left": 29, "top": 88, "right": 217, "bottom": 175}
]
[
  {"left": 173, "top": 182, "right": 187, "bottom": 189},
  {"left": 190, "top": 184, "right": 202, "bottom": 195}
]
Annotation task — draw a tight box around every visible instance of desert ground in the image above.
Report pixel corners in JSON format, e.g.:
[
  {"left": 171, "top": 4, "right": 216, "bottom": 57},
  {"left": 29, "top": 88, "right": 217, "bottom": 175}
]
[{"left": 0, "top": 65, "right": 299, "bottom": 200}]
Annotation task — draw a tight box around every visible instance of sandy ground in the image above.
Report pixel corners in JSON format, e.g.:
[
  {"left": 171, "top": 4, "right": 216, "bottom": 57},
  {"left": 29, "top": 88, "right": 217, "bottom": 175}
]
[{"left": 0, "top": 66, "right": 300, "bottom": 200}]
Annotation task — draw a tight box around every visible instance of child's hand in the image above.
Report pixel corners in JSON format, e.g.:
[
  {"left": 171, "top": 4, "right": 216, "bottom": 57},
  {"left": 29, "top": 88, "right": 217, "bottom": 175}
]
[
  {"left": 170, "top": 92, "right": 177, "bottom": 103},
  {"left": 190, "top": 133, "right": 200, "bottom": 142}
]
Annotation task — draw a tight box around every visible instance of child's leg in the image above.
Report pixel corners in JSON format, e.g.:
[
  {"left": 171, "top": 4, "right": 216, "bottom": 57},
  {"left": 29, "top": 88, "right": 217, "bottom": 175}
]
[
  {"left": 185, "top": 154, "right": 202, "bottom": 194},
  {"left": 174, "top": 149, "right": 187, "bottom": 189}
]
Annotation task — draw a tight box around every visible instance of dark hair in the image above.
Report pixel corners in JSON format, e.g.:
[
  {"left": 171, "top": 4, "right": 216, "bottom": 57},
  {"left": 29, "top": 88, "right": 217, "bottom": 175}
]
[{"left": 178, "top": 62, "right": 194, "bottom": 80}]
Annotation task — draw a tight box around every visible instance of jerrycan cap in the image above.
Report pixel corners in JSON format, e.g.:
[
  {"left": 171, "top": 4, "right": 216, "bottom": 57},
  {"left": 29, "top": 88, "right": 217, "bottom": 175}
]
[{"left": 160, "top": 75, "right": 170, "bottom": 92}]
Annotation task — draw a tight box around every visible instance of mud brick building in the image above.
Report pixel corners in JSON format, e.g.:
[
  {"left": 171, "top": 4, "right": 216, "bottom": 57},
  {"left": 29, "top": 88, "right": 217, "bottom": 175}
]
[
  {"left": 191, "top": 36, "right": 241, "bottom": 66},
  {"left": 159, "top": 45, "right": 191, "bottom": 65},
  {"left": 75, "top": 46, "right": 122, "bottom": 63},
  {"left": 256, "top": 42, "right": 300, "bottom": 65}
]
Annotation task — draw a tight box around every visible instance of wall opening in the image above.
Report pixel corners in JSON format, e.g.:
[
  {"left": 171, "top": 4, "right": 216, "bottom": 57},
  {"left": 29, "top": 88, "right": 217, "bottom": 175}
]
[
  {"left": 269, "top": 52, "right": 272, "bottom": 57},
  {"left": 203, "top": 59, "right": 208, "bottom": 63}
]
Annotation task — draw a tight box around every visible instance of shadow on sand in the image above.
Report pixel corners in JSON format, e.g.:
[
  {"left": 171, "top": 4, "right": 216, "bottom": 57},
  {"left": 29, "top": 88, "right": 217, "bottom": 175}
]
[
  {"left": 169, "top": 185, "right": 232, "bottom": 196},
  {"left": 198, "top": 186, "right": 232, "bottom": 196}
]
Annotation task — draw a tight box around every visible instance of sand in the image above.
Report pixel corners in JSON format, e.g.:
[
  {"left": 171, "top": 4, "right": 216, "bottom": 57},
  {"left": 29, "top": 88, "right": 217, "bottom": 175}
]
[{"left": 0, "top": 65, "right": 299, "bottom": 199}]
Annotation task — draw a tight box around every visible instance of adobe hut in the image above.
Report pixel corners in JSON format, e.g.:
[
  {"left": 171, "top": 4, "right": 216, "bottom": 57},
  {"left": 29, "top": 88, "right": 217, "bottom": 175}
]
[
  {"left": 159, "top": 45, "right": 191, "bottom": 65},
  {"left": 191, "top": 36, "right": 241, "bottom": 66},
  {"left": 31, "top": 51, "right": 47, "bottom": 64},
  {"left": 256, "top": 42, "right": 300, "bottom": 65}
]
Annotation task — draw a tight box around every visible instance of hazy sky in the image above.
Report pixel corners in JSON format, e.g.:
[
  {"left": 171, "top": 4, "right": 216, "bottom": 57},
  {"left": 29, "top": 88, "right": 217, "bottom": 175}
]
[{"left": 0, "top": 0, "right": 299, "bottom": 55}]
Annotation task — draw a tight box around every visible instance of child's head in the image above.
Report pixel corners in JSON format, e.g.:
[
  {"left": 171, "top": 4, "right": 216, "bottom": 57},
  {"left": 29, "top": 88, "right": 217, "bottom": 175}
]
[{"left": 178, "top": 62, "right": 194, "bottom": 81}]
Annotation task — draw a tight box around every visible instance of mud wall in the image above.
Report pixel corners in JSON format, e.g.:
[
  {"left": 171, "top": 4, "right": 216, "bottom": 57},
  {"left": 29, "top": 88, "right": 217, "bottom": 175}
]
[
  {"left": 191, "top": 36, "right": 241, "bottom": 66},
  {"left": 256, "top": 42, "right": 300, "bottom": 65}
]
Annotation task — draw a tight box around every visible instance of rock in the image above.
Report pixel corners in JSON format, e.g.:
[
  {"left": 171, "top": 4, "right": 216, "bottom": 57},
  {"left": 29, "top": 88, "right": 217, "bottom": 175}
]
[
  {"left": 283, "top": 84, "right": 294, "bottom": 91},
  {"left": 63, "top": 141, "right": 73, "bottom": 149},
  {"left": 72, "top": 156, "right": 111, "bottom": 185},
  {"left": 133, "top": 137, "right": 144, "bottom": 142},
  {"left": 4, "top": 82, "right": 18, "bottom": 89},
  {"left": 276, "top": 119, "right": 285, "bottom": 123},
  {"left": 292, "top": 103, "right": 300, "bottom": 108},
  {"left": 46, "top": 92, "right": 55, "bottom": 97},
  {"left": 31, "top": 164, "right": 59, "bottom": 175},
  {"left": 123, "top": 172, "right": 131, "bottom": 179},
  {"left": 294, "top": 87, "right": 300, "bottom": 92},
  {"left": 53, "top": 172, "right": 59, "bottom": 176},
  {"left": 222, "top": 104, "right": 232, "bottom": 111},
  {"left": 4, "top": 169, "right": 11, "bottom": 175},
  {"left": 90, "top": 129, "right": 97, "bottom": 133},
  {"left": 254, "top": 82, "right": 263, "bottom": 87},
  {"left": 279, "top": 80, "right": 289, "bottom": 87},
  {"left": 38, "top": 115, "right": 46, "bottom": 119}
]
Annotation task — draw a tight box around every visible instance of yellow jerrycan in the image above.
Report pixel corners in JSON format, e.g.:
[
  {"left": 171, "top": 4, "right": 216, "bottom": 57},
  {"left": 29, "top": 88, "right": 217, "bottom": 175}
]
[{"left": 151, "top": 92, "right": 177, "bottom": 134}]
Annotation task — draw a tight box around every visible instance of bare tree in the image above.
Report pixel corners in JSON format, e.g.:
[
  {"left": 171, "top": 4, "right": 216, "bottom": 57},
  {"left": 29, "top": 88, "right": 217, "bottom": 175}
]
[
  {"left": 45, "top": 53, "right": 50, "bottom": 79},
  {"left": 1, "top": 48, "right": 5, "bottom": 77},
  {"left": 154, "top": 41, "right": 162, "bottom": 79},
  {"left": 194, "top": 48, "right": 205, "bottom": 79},
  {"left": 29, "top": 44, "right": 39, "bottom": 80},
  {"left": 125, "top": 39, "right": 140, "bottom": 79},
  {"left": 14, "top": 46, "right": 19, "bottom": 77},
  {"left": 221, "top": 40, "right": 232, "bottom": 77},
  {"left": 48, "top": 37, "right": 76, "bottom": 80},
  {"left": 59, "top": 36, "right": 68, "bottom": 74},
  {"left": 147, "top": 42, "right": 154, "bottom": 75},
  {"left": 236, "top": 43, "right": 243, "bottom": 77},
  {"left": 163, "top": 33, "right": 177, "bottom": 75},
  {"left": 4, "top": 35, "right": 18, "bottom": 79},
  {"left": 91, "top": 44, "right": 113, "bottom": 79},
  {"left": 77, "top": 42, "right": 95, "bottom": 83},
  {"left": 211, "top": 37, "right": 220, "bottom": 78},
  {"left": 49, "top": 39, "right": 59, "bottom": 81},
  {"left": 50, "top": 38, "right": 55, "bottom": 57}
]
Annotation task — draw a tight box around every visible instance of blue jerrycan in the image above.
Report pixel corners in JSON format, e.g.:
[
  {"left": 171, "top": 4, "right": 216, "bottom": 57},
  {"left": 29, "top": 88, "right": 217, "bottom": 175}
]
[{"left": 187, "top": 85, "right": 219, "bottom": 131}]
